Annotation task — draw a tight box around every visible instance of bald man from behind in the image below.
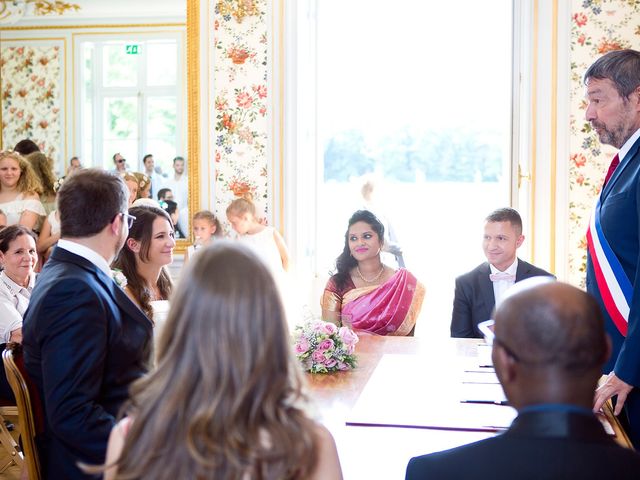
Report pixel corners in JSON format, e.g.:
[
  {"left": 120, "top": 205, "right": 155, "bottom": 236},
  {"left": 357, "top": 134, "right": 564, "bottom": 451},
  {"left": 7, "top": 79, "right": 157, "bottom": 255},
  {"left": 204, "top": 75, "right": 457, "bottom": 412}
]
[{"left": 406, "top": 282, "right": 640, "bottom": 480}]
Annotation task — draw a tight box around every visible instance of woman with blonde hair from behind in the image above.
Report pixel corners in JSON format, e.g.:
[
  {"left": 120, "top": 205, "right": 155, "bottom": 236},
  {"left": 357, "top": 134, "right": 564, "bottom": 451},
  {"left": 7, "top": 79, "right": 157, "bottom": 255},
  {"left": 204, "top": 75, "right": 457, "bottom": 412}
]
[
  {"left": 25, "top": 151, "right": 57, "bottom": 214},
  {"left": 104, "top": 242, "right": 342, "bottom": 480}
]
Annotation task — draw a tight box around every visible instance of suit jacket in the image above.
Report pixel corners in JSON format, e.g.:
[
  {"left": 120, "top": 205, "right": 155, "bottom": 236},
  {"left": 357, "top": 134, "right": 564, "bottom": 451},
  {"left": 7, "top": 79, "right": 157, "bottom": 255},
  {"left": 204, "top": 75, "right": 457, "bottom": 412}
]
[
  {"left": 450, "top": 259, "right": 553, "bottom": 338},
  {"left": 406, "top": 410, "right": 640, "bottom": 480},
  {"left": 586, "top": 134, "right": 640, "bottom": 385},
  {"left": 22, "top": 246, "right": 152, "bottom": 480}
]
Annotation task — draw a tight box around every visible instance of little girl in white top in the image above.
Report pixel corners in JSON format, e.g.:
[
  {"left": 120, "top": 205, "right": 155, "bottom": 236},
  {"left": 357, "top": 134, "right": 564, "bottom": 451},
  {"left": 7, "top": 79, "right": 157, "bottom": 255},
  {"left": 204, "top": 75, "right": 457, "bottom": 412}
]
[
  {"left": 226, "top": 196, "right": 289, "bottom": 277},
  {"left": 184, "top": 210, "right": 223, "bottom": 264}
]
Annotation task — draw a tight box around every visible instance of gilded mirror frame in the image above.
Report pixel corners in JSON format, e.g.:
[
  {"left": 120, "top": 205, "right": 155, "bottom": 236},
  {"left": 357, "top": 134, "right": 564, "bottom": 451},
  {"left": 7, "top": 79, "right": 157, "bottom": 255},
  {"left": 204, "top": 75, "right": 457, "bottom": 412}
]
[
  {"left": 182, "top": 0, "right": 200, "bottom": 251},
  {"left": 0, "top": 1, "right": 200, "bottom": 251}
]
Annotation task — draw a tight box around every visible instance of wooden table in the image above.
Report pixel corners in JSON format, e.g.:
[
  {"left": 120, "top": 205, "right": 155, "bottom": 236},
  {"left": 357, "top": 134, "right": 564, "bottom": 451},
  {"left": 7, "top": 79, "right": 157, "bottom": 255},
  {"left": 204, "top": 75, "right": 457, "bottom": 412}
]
[{"left": 305, "top": 334, "right": 632, "bottom": 479}]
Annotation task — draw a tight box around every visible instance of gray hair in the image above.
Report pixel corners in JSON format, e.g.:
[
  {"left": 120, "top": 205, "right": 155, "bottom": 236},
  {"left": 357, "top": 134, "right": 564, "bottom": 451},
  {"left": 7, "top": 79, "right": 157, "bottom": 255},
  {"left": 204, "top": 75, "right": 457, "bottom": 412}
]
[{"left": 584, "top": 49, "right": 640, "bottom": 98}]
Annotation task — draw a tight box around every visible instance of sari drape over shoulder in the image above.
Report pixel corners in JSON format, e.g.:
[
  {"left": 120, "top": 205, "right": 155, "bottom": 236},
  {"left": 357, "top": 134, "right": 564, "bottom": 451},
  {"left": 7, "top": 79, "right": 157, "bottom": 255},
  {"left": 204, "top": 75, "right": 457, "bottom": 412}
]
[{"left": 321, "top": 269, "right": 425, "bottom": 336}]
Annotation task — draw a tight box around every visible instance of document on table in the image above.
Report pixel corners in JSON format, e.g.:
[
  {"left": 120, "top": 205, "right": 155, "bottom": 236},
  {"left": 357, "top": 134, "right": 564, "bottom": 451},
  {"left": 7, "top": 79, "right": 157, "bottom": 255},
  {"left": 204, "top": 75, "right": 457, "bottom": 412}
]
[{"left": 346, "top": 354, "right": 517, "bottom": 431}]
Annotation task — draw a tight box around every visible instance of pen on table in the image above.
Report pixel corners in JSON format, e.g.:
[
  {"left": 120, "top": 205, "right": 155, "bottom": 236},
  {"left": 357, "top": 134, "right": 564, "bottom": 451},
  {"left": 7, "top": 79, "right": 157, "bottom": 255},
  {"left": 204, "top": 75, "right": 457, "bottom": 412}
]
[{"left": 460, "top": 400, "right": 509, "bottom": 406}]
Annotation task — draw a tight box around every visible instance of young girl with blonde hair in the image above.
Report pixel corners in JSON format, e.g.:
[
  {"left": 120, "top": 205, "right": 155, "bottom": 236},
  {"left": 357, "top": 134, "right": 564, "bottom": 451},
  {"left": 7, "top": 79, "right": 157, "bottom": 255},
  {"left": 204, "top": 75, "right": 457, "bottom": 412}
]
[
  {"left": 184, "top": 209, "right": 223, "bottom": 263},
  {"left": 0, "top": 151, "right": 45, "bottom": 230},
  {"left": 226, "top": 195, "right": 289, "bottom": 275},
  {"left": 104, "top": 243, "right": 342, "bottom": 480}
]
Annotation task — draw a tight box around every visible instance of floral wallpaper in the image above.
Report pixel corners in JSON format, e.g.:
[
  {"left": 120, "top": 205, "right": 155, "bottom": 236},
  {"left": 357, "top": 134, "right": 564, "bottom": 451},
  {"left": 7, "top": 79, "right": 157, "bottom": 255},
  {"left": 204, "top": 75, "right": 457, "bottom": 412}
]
[
  {"left": 0, "top": 44, "right": 63, "bottom": 161},
  {"left": 567, "top": 0, "right": 640, "bottom": 287},
  {"left": 212, "top": 0, "right": 270, "bottom": 220}
]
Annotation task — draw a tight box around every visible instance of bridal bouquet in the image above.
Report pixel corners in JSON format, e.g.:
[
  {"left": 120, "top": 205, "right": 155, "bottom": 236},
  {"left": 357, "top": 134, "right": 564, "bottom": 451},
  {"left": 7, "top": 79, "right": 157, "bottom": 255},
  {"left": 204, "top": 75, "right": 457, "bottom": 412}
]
[{"left": 293, "top": 320, "right": 358, "bottom": 373}]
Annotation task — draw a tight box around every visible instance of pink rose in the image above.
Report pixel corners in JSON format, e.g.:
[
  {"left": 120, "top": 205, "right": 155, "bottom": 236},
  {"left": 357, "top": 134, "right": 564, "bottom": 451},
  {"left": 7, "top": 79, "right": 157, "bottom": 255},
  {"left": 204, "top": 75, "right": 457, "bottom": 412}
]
[
  {"left": 325, "top": 358, "right": 337, "bottom": 369},
  {"left": 294, "top": 338, "right": 309, "bottom": 354},
  {"left": 318, "top": 339, "right": 334, "bottom": 351},
  {"left": 312, "top": 350, "right": 326, "bottom": 363},
  {"left": 236, "top": 91, "right": 253, "bottom": 108},
  {"left": 339, "top": 327, "right": 359, "bottom": 347},
  {"left": 312, "top": 321, "right": 325, "bottom": 333},
  {"left": 323, "top": 322, "right": 338, "bottom": 335},
  {"left": 337, "top": 361, "right": 349, "bottom": 371}
]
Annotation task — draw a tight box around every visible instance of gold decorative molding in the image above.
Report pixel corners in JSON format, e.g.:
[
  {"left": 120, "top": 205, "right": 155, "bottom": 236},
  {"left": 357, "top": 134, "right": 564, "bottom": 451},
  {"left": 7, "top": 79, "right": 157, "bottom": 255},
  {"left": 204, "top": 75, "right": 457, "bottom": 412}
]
[
  {"left": 29, "top": 1, "right": 80, "bottom": 16},
  {"left": 278, "top": 0, "right": 284, "bottom": 235},
  {"left": 549, "top": 0, "right": 558, "bottom": 274},
  {"left": 530, "top": 0, "right": 538, "bottom": 264},
  {"left": 216, "top": 0, "right": 259, "bottom": 23},
  {"left": 0, "top": 0, "right": 80, "bottom": 24},
  {"left": 184, "top": 0, "right": 200, "bottom": 249},
  {"left": 0, "top": 22, "right": 185, "bottom": 31}
]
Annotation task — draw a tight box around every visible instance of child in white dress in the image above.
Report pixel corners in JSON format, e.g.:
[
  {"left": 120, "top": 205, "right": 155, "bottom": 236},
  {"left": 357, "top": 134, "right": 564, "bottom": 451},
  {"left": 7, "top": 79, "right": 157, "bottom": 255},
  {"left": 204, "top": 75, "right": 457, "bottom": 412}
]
[{"left": 226, "top": 196, "right": 289, "bottom": 277}]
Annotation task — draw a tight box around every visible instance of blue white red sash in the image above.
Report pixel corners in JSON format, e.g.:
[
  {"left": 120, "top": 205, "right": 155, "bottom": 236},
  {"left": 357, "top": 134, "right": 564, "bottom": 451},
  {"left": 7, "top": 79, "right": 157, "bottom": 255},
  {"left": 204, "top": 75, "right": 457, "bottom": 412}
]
[{"left": 586, "top": 198, "right": 632, "bottom": 336}]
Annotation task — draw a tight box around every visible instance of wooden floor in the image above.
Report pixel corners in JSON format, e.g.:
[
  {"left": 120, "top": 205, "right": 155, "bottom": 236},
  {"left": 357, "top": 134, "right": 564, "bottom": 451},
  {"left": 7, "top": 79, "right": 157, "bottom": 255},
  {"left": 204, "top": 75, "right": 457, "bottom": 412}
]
[{"left": 0, "top": 413, "right": 23, "bottom": 480}]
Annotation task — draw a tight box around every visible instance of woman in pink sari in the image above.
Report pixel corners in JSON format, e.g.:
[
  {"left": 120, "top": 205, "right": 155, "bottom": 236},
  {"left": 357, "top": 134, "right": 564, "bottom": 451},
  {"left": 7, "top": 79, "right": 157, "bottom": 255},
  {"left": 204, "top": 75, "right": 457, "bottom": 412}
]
[{"left": 321, "top": 210, "right": 425, "bottom": 335}]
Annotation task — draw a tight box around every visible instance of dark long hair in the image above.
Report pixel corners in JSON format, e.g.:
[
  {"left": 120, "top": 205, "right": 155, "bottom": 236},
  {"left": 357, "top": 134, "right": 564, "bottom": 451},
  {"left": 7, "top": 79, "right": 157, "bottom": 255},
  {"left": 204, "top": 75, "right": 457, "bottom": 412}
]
[
  {"left": 113, "top": 243, "right": 318, "bottom": 479},
  {"left": 331, "top": 210, "right": 385, "bottom": 290},
  {"left": 0, "top": 225, "right": 37, "bottom": 254},
  {"left": 112, "top": 205, "right": 174, "bottom": 318}
]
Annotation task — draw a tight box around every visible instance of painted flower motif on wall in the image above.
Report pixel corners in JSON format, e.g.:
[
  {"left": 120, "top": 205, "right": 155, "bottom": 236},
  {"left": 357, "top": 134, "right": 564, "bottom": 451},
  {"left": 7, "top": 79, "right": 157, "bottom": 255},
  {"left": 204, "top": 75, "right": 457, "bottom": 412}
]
[
  {"left": 227, "top": 175, "right": 257, "bottom": 197},
  {"left": 567, "top": 0, "right": 640, "bottom": 287},
  {"left": 0, "top": 44, "right": 62, "bottom": 161},
  {"left": 213, "top": 0, "right": 269, "bottom": 220}
]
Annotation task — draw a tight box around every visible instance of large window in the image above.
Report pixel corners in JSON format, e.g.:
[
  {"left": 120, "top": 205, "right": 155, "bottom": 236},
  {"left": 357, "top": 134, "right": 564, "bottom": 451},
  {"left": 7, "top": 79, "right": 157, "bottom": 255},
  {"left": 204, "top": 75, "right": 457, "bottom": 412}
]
[
  {"left": 293, "top": 0, "right": 517, "bottom": 335},
  {"left": 77, "top": 33, "right": 184, "bottom": 172}
]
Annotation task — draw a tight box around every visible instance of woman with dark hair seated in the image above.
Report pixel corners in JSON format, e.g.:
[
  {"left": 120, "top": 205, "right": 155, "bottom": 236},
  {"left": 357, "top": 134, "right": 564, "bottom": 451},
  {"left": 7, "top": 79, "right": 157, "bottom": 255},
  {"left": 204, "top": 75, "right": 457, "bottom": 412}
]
[
  {"left": 321, "top": 210, "right": 425, "bottom": 336},
  {"left": 103, "top": 243, "right": 342, "bottom": 479},
  {"left": 0, "top": 225, "right": 37, "bottom": 400},
  {"left": 112, "top": 205, "right": 175, "bottom": 331}
]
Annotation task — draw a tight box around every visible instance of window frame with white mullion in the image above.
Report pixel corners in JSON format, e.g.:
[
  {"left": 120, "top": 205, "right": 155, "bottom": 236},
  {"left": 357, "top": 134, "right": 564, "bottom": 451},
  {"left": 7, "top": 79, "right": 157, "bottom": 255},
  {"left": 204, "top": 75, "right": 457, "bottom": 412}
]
[{"left": 75, "top": 31, "right": 184, "bottom": 172}]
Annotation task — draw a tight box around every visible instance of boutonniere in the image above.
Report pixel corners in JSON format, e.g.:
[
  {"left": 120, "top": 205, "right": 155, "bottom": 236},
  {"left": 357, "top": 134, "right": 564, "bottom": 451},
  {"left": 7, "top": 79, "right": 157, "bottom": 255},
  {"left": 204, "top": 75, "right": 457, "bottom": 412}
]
[{"left": 111, "top": 269, "right": 128, "bottom": 289}]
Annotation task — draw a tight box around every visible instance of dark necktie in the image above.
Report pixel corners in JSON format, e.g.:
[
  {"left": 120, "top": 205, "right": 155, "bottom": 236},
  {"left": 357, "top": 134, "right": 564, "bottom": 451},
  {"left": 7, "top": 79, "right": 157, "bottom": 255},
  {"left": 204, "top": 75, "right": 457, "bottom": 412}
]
[{"left": 603, "top": 153, "right": 620, "bottom": 187}]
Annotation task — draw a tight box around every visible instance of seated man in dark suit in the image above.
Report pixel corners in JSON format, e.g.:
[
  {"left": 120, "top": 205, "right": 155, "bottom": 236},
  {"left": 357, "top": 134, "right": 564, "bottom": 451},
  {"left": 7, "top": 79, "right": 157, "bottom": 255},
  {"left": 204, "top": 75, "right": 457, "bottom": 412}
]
[
  {"left": 22, "top": 170, "right": 153, "bottom": 480},
  {"left": 407, "top": 281, "right": 640, "bottom": 479},
  {"left": 451, "top": 207, "right": 552, "bottom": 338}
]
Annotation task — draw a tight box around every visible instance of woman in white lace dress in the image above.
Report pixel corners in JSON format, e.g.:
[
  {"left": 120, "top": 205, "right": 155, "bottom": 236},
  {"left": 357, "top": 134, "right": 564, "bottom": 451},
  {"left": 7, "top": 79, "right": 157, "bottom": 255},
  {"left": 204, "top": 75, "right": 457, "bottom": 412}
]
[
  {"left": 112, "top": 205, "right": 175, "bottom": 336},
  {"left": 0, "top": 151, "right": 45, "bottom": 231}
]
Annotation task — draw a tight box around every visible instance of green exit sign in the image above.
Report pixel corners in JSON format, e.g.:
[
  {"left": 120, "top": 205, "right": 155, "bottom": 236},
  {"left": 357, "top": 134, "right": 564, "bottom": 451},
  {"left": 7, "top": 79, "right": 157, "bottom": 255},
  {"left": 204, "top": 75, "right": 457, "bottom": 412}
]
[{"left": 125, "top": 44, "right": 140, "bottom": 55}]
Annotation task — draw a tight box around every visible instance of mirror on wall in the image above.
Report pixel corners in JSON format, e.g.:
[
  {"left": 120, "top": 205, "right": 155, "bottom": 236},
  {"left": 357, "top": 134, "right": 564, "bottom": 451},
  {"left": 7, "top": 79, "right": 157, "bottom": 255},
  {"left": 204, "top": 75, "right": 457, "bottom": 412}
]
[{"left": 0, "top": 0, "right": 198, "bottom": 243}]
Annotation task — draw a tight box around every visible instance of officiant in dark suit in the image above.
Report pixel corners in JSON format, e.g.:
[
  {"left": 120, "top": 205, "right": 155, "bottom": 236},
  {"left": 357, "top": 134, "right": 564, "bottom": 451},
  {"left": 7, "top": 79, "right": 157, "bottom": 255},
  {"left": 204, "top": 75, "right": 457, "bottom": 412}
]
[
  {"left": 408, "top": 282, "right": 640, "bottom": 479},
  {"left": 450, "top": 207, "right": 553, "bottom": 338},
  {"left": 586, "top": 49, "right": 640, "bottom": 447},
  {"left": 23, "top": 170, "right": 153, "bottom": 480}
]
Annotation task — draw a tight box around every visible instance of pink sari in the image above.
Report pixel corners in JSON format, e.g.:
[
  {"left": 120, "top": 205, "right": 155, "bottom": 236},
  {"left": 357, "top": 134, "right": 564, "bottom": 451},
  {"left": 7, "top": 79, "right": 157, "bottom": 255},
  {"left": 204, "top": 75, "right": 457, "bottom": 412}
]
[{"left": 323, "top": 269, "right": 425, "bottom": 336}]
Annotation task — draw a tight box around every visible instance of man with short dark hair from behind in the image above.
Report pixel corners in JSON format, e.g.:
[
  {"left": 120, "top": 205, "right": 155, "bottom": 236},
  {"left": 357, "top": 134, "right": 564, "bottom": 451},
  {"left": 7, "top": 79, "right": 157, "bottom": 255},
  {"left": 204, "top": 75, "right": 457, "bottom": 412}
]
[
  {"left": 451, "top": 207, "right": 553, "bottom": 338},
  {"left": 22, "top": 169, "right": 152, "bottom": 479},
  {"left": 407, "top": 282, "right": 640, "bottom": 479}
]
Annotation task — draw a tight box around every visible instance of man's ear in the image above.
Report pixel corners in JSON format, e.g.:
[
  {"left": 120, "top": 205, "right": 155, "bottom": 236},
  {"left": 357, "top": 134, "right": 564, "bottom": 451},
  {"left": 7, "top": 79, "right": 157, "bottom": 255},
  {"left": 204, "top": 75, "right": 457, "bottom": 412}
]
[
  {"left": 515, "top": 234, "right": 525, "bottom": 249},
  {"left": 127, "top": 238, "right": 140, "bottom": 253},
  {"left": 493, "top": 343, "right": 517, "bottom": 385},
  {"left": 111, "top": 212, "right": 124, "bottom": 236}
]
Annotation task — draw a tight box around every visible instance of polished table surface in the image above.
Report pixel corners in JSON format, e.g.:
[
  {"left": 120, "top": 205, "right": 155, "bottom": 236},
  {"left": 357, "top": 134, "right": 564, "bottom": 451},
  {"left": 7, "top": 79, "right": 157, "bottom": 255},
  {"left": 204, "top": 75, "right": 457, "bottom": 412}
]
[{"left": 304, "top": 334, "right": 631, "bottom": 480}]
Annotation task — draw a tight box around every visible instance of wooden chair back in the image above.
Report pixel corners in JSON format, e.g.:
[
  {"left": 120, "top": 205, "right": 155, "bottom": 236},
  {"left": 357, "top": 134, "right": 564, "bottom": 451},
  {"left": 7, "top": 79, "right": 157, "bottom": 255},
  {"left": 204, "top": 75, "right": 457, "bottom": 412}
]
[{"left": 3, "top": 344, "right": 42, "bottom": 480}]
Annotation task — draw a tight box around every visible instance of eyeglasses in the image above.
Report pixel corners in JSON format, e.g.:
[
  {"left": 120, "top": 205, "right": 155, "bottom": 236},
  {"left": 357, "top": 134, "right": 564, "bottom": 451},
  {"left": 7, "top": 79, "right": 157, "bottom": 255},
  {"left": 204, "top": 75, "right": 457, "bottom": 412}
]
[
  {"left": 116, "top": 159, "right": 126, "bottom": 164},
  {"left": 121, "top": 212, "right": 136, "bottom": 229}
]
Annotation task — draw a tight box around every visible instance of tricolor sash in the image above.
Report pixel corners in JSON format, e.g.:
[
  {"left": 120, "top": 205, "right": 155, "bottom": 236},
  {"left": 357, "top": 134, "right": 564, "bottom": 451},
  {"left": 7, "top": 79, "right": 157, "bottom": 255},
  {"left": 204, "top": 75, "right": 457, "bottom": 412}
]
[{"left": 586, "top": 197, "right": 632, "bottom": 336}]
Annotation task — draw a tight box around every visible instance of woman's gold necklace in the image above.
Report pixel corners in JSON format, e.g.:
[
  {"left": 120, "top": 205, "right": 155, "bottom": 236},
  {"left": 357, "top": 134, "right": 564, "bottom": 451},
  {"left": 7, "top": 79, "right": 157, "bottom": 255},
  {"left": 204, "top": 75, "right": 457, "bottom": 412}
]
[{"left": 356, "top": 265, "right": 384, "bottom": 283}]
